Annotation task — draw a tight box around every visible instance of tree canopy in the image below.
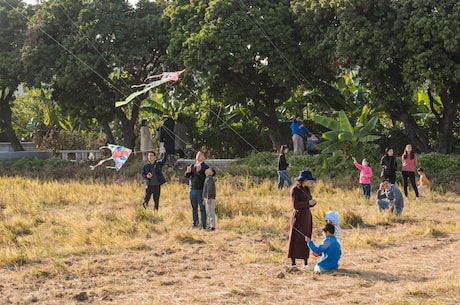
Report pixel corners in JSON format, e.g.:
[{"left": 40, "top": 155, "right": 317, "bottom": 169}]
[
  {"left": 22, "top": 0, "right": 170, "bottom": 148},
  {"left": 0, "top": 0, "right": 29, "bottom": 150},
  {"left": 0, "top": 0, "right": 458, "bottom": 155},
  {"left": 164, "top": 0, "right": 339, "bottom": 149},
  {"left": 292, "top": 0, "right": 460, "bottom": 153}
]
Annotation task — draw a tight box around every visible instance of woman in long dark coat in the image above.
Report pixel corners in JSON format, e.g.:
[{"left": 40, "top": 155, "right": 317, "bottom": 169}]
[{"left": 288, "top": 170, "right": 317, "bottom": 268}]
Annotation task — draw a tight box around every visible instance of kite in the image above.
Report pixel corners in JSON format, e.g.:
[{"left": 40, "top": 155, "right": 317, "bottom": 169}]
[
  {"left": 90, "top": 144, "right": 132, "bottom": 171},
  {"left": 115, "top": 69, "right": 185, "bottom": 107}
]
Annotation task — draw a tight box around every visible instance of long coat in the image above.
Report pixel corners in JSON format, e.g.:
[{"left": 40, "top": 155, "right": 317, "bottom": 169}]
[
  {"left": 380, "top": 155, "right": 397, "bottom": 183},
  {"left": 140, "top": 126, "right": 153, "bottom": 152},
  {"left": 288, "top": 185, "right": 316, "bottom": 260}
]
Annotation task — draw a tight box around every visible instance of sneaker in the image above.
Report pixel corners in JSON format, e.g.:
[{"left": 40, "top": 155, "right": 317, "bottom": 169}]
[
  {"left": 416, "top": 197, "right": 420, "bottom": 201},
  {"left": 303, "top": 264, "right": 312, "bottom": 270},
  {"left": 207, "top": 227, "right": 215, "bottom": 231},
  {"left": 142, "top": 202, "right": 147, "bottom": 209}
]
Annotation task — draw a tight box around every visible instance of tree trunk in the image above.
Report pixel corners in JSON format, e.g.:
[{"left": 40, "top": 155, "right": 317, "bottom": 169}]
[
  {"left": 388, "top": 105, "right": 430, "bottom": 153},
  {"left": 115, "top": 103, "right": 140, "bottom": 149},
  {"left": 437, "top": 85, "right": 460, "bottom": 154},
  {"left": 267, "top": 121, "right": 284, "bottom": 151},
  {"left": 0, "top": 93, "right": 24, "bottom": 151},
  {"left": 253, "top": 98, "right": 284, "bottom": 151},
  {"left": 100, "top": 118, "right": 115, "bottom": 144}
]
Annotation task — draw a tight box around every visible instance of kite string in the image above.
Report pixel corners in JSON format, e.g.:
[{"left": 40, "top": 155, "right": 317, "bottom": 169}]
[
  {"left": 3, "top": 0, "right": 128, "bottom": 98},
  {"left": 236, "top": 2, "right": 334, "bottom": 112},
  {"left": 56, "top": 2, "right": 134, "bottom": 96},
  {"left": 8, "top": 0, "right": 308, "bottom": 171}
]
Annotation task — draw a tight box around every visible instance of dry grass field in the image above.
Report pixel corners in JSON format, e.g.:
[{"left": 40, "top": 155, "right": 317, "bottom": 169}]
[{"left": 1, "top": 176, "right": 459, "bottom": 305}]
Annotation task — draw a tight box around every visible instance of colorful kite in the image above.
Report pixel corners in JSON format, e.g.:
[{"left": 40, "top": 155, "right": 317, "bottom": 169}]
[
  {"left": 90, "top": 144, "right": 132, "bottom": 171},
  {"left": 115, "top": 69, "right": 185, "bottom": 107}
]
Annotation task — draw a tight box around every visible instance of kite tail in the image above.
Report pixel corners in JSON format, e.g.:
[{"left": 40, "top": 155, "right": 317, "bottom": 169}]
[
  {"left": 90, "top": 157, "right": 113, "bottom": 170},
  {"left": 144, "top": 73, "right": 162, "bottom": 81},
  {"left": 131, "top": 83, "right": 147, "bottom": 88}
]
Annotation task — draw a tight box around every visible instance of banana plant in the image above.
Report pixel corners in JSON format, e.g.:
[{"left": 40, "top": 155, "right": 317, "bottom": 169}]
[{"left": 313, "top": 106, "right": 381, "bottom": 156}]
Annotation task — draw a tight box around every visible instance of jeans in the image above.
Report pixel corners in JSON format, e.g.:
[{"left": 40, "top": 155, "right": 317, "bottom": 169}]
[
  {"left": 278, "top": 170, "right": 292, "bottom": 189},
  {"left": 361, "top": 183, "right": 371, "bottom": 199},
  {"left": 190, "top": 189, "right": 206, "bottom": 228},
  {"left": 377, "top": 199, "right": 403, "bottom": 215}
]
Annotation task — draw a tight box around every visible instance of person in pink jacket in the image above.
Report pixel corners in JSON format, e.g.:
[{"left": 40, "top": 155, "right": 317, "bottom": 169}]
[
  {"left": 352, "top": 156, "right": 373, "bottom": 199},
  {"left": 401, "top": 144, "right": 419, "bottom": 199}
]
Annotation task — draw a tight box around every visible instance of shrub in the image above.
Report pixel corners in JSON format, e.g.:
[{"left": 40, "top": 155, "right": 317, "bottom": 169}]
[{"left": 0, "top": 151, "right": 459, "bottom": 193}]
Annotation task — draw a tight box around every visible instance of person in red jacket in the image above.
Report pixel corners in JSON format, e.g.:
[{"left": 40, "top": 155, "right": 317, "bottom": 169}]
[{"left": 401, "top": 144, "right": 419, "bottom": 200}]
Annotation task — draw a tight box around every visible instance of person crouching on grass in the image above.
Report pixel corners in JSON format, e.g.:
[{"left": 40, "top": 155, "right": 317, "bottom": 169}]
[
  {"left": 376, "top": 178, "right": 404, "bottom": 215},
  {"left": 203, "top": 167, "right": 216, "bottom": 231},
  {"left": 306, "top": 223, "right": 342, "bottom": 274}
]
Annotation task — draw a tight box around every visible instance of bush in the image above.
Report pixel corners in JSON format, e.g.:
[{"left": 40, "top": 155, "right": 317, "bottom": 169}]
[{"left": 1, "top": 151, "right": 459, "bottom": 193}]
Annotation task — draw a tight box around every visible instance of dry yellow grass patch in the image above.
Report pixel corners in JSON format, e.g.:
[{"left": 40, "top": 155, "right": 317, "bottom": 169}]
[{"left": 0, "top": 176, "right": 459, "bottom": 304}]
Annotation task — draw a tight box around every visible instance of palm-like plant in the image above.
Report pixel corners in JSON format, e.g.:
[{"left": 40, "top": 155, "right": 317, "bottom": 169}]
[{"left": 313, "top": 106, "right": 380, "bottom": 156}]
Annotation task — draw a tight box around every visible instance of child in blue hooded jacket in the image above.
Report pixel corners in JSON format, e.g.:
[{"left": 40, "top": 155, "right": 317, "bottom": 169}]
[{"left": 307, "top": 223, "right": 341, "bottom": 274}]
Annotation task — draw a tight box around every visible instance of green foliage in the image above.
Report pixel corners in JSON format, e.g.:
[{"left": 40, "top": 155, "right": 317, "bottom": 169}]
[
  {"left": 313, "top": 109, "right": 380, "bottom": 156},
  {"left": 164, "top": 0, "right": 334, "bottom": 149},
  {"left": 22, "top": 0, "right": 171, "bottom": 148},
  {"left": 0, "top": 0, "right": 30, "bottom": 148},
  {"left": 1, "top": 149, "right": 458, "bottom": 192},
  {"left": 417, "top": 153, "right": 460, "bottom": 191},
  {"left": 4, "top": 0, "right": 459, "bottom": 156}
]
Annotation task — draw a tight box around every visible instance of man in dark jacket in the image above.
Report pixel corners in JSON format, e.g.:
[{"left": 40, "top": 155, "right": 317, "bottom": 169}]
[
  {"left": 141, "top": 147, "right": 167, "bottom": 210},
  {"left": 185, "top": 151, "right": 209, "bottom": 228}
]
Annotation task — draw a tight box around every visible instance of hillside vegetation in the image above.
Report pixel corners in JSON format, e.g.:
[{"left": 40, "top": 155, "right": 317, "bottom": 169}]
[{"left": 1, "top": 152, "right": 459, "bottom": 193}]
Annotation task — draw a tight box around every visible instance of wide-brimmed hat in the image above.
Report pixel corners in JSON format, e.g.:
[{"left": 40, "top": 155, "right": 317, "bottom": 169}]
[{"left": 296, "top": 170, "right": 316, "bottom": 182}]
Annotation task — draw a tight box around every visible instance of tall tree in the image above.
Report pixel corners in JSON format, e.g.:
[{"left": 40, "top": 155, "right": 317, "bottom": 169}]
[
  {"left": 164, "top": 0, "right": 336, "bottom": 149},
  {"left": 399, "top": 0, "right": 460, "bottom": 153},
  {"left": 22, "top": 0, "right": 169, "bottom": 148},
  {"left": 0, "top": 0, "right": 30, "bottom": 151},
  {"left": 293, "top": 0, "right": 459, "bottom": 153}
]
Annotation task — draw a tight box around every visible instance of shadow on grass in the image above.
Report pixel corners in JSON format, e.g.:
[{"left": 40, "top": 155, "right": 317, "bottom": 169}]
[{"left": 328, "top": 268, "right": 432, "bottom": 284}]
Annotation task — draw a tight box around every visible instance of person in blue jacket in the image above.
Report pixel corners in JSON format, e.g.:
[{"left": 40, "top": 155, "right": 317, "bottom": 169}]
[
  {"left": 141, "top": 147, "right": 167, "bottom": 210},
  {"left": 291, "top": 115, "right": 309, "bottom": 153},
  {"left": 306, "top": 223, "right": 342, "bottom": 274}
]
